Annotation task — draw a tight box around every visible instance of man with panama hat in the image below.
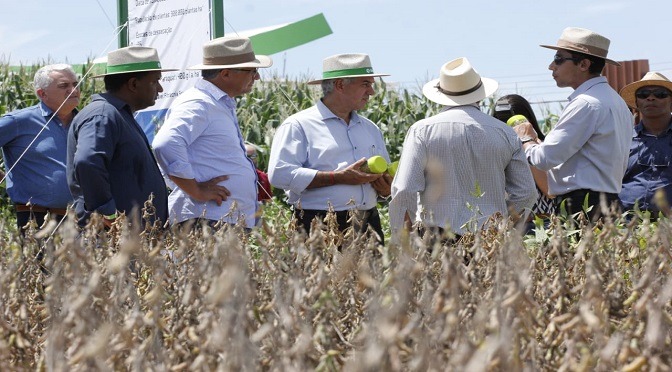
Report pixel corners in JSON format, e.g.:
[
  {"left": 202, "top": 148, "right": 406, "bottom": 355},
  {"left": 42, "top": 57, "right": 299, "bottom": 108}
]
[
  {"left": 153, "top": 36, "right": 271, "bottom": 228},
  {"left": 389, "top": 57, "right": 536, "bottom": 239},
  {"left": 513, "top": 27, "right": 632, "bottom": 220},
  {"left": 618, "top": 72, "right": 672, "bottom": 216},
  {"left": 268, "top": 53, "right": 392, "bottom": 243},
  {"left": 67, "top": 46, "right": 175, "bottom": 227}
]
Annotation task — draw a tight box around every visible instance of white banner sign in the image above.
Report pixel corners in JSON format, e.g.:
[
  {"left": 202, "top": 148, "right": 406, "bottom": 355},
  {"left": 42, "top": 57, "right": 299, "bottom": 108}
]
[{"left": 126, "top": 0, "right": 211, "bottom": 140}]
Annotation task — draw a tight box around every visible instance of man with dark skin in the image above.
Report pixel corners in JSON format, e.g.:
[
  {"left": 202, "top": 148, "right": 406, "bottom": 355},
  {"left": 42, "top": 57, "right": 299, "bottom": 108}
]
[{"left": 67, "top": 46, "right": 175, "bottom": 228}]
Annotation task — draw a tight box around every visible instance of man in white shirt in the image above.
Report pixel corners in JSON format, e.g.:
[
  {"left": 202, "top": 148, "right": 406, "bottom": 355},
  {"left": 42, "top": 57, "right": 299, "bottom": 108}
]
[
  {"left": 268, "top": 53, "right": 391, "bottom": 243},
  {"left": 390, "top": 57, "right": 536, "bottom": 239},
  {"left": 514, "top": 27, "right": 632, "bottom": 220},
  {"left": 153, "top": 36, "right": 272, "bottom": 228}
]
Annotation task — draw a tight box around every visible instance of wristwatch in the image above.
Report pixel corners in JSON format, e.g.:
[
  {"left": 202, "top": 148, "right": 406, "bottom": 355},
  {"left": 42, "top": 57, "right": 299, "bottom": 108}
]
[{"left": 520, "top": 136, "right": 536, "bottom": 144}]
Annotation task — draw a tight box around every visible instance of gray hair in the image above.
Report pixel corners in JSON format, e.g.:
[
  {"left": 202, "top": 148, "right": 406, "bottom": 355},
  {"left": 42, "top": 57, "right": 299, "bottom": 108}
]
[
  {"left": 33, "top": 64, "right": 76, "bottom": 91},
  {"left": 321, "top": 78, "right": 353, "bottom": 97}
]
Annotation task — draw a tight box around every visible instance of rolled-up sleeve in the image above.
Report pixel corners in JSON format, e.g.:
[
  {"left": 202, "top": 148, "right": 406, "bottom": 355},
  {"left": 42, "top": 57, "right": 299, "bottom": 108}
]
[
  {"left": 268, "top": 120, "right": 318, "bottom": 194},
  {"left": 153, "top": 102, "right": 209, "bottom": 180},
  {"left": 525, "top": 99, "right": 597, "bottom": 170},
  {"left": 389, "top": 126, "right": 426, "bottom": 230}
]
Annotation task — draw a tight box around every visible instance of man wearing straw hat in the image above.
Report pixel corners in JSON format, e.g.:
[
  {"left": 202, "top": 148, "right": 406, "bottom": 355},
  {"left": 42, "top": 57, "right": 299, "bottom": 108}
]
[
  {"left": 0, "top": 64, "right": 79, "bottom": 234},
  {"left": 513, "top": 27, "right": 632, "bottom": 220},
  {"left": 618, "top": 72, "right": 672, "bottom": 217},
  {"left": 67, "top": 46, "right": 174, "bottom": 227},
  {"left": 389, "top": 57, "right": 536, "bottom": 239},
  {"left": 268, "top": 53, "right": 392, "bottom": 243},
  {"left": 153, "top": 36, "right": 272, "bottom": 229}
]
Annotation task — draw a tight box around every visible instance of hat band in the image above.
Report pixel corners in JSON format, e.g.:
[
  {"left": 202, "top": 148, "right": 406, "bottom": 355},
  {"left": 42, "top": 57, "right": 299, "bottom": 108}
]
[
  {"left": 322, "top": 67, "right": 375, "bottom": 79},
  {"left": 203, "top": 52, "right": 256, "bottom": 66},
  {"left": 106, "top": 61, "right": 162, "bottom": 74},
  {"left": 557, "top": 40, "right": 608, "bottom": 58},
  {"left": 437, "top": 79, "right": 483, "bottom": 96}
]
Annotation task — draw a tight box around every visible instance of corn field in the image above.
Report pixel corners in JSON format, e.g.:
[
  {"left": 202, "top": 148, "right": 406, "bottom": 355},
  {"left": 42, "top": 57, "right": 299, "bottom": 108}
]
[{"left": 2, "top": 63, "right": 671, "bottom": 370}]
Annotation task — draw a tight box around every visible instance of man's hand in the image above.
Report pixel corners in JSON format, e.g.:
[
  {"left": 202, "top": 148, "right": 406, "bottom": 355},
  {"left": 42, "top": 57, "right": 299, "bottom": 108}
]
[
  {"left": 371, "top": 172, "right": 392, "bottom": 197},
  {"left": 513, "top": 122, "right": 538, "bottom": 140},
  {"left": 336, "top": 158, "right": 383, "bottom": 185},
  {"left": 169, "top": 175, "right": 231, "bottom": 206}
]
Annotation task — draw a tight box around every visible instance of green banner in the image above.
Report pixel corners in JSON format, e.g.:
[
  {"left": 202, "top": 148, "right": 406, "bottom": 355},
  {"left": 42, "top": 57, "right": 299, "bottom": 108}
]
[{"left": 248, "top": 13, "right": 332, "bottom": 55}]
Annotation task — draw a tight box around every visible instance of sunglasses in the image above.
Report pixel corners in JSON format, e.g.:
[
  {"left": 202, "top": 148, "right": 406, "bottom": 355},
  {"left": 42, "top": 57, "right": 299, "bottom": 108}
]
[
  {"left": 553, "top": 55, "right": 582, "bottom": 65},
  {"left": 635, "top": 88, "right": 672, "bottom": 100},
  {"left": 231, "top": 68, "right": 259, "bottom": 75}
]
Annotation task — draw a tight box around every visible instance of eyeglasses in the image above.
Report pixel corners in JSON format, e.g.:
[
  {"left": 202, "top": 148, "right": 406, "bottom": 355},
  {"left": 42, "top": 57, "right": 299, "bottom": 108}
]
[
  {"left": 231, "top": 68, "right": 259, "bottom": 75},
  {"left": 246, "top": 153, "right": 258, "bottom": 159},
  {"left": 553, "top": 55, "right": 582, "bottom": 65},
  {"left": 635, "top": 88, "right": 672, "bottom": 100}
]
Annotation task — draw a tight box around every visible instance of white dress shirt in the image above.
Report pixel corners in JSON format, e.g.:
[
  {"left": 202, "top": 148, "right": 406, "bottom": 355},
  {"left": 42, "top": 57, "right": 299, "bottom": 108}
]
[
  {"left": 390, "top": 105, "right": 536, "bottom": 234},
  {"left": 152, "top": 79, "right": 257, "bottom": 227},
  {"left": 524, "top": 76, "right": 633, "bottom": 196},
  {"left": 268, "top": 100, "right": 389, "bottom": 211}
]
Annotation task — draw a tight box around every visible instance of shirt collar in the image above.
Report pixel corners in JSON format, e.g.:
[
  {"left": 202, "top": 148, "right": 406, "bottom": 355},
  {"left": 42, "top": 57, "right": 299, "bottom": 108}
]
[
  {"left": 98, "top": 92, "right": 133, "bottom": 113},
  {"left": 634, "top": 120, "right": 672, "bottom": 136},
  {"left": 196, "top": 78, "right": 236, "bottom": 108},
  {"left": 569, "top": 76, "right": 608, "bottom": 101},
  {"left": 315, "top": 99, "right": 361, "bottom": 125},
  {"left": 38, "top": 100, "right": 78, "bottom": 122}
]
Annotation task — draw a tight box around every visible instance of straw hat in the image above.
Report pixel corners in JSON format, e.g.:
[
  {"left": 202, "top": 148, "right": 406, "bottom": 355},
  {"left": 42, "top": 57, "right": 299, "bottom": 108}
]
[
  {"left": 93, "top": 46, "right": 176, "bottom": 77},
  {"left": 619, "top": 72, "right": 672, "bottom": 108},
  {"left": 188, "top": 36, "right": 272, "bottom": 70},
  {"left": 307, "top": 53, "right": 389, "bottom": 85},
  {"left": 422, "top": 57, "right": 498, "bottom": 106},
  {"left": 540, "top": 27, "right": 620, "bottom": 66}
]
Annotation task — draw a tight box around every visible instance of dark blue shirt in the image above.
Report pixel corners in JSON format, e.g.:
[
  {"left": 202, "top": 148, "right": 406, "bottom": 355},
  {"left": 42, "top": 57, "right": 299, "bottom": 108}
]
[
  {"left": 619, "top": 122, "right": 672, "bottom": 213},
  {"left": 67, "top": 93, "right": 168, "bottom": 226},
  {"left": 0, "top": 102, "right": 74, "bottom": 208}
]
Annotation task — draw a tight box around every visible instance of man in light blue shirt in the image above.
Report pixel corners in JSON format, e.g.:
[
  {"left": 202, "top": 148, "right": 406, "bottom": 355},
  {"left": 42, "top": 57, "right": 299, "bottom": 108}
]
[
  {"left": 514, "top": 27, "right": 632, "bottom": 220},
  {"left": 153, "top": 36, "right": 272, "bottom": 228},
  {"left": 0, "top": 64, "right": 79, "bottom": 233},
  {"left": 268, "top": 53, "right": 392, "bottom": 243}
]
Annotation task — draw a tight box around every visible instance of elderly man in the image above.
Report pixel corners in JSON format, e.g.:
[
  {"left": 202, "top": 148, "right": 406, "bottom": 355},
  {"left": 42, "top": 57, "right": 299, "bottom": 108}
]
[
  {"left": 153, "top": 36, "right": 272, "bottom": 229},
  {"left": 67, "top": 47, "right": 173, "bottom": 227},
  {"left": 0, "top": 64, "right": 79, "bottom": 233},
  {"left": 618, "top": 72, "right": 672, "bottom": 216},
  {"left": 514, "top": 27, "right": 632, "bottom": 220},
  {"left": 390, "top": 57, "right": 536, "bottom": 239},
  {"left": 268, "top": 53, "right": 392, "bottom": 243}
]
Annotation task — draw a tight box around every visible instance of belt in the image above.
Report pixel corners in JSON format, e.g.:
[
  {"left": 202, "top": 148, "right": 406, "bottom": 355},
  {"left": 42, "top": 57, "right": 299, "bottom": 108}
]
[{"left": 15, "top": 203, "right": 68, "bottom": 216}]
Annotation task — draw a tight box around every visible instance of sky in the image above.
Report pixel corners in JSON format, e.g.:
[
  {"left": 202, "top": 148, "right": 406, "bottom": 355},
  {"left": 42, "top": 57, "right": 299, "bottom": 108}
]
[{"left": 2, "top": 0, "right": 672, "bottom": 116}]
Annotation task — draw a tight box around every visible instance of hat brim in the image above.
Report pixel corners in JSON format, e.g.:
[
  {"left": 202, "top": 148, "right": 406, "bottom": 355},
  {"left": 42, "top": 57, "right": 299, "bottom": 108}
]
[
  {"left": 422, "top": 77, "right": 498, "bottom": 106},
  {"left": 619, "top": 80, "right": 672, "bottom": 109},
  {"left": 540, "top": 44, "right": 620, "bottom": 66},
  {"left": 307, "top": 73, "right": 390, "bottom": 85},
  {"left": 91, "top": 68, "right": 179, "bottom": 78},
  {"left": 188, "top": 55, "right": 272, "bottom": 70}
]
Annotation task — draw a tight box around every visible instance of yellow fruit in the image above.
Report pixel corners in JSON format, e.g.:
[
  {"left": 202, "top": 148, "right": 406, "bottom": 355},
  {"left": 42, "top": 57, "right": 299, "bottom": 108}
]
[
  {"left": 361, "top": 156, "right": 388, "bottom": 174},
  {"left": 388, "top": 161, "right": 399, "bottom": 177}
]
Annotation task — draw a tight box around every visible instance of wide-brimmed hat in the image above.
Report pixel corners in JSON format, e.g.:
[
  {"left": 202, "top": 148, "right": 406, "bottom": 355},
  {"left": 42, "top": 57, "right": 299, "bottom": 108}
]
[
  {"left": 307, "top": 53, "right": 389, "bottom": 85},
  {"left": 422, "top": 57, "right": 498, "bottom": 106},
  {"left": 541, "top": 27, "right": 620, "bottom": 66},
  {"left": 188, "top": 36, "right": 272, "bottom": 70},
  {"left": 93, "top": 46, "right": 176, "bottom": 78},
  {"left": 619, "top": 72, "right": 672, "bottom": 108}
]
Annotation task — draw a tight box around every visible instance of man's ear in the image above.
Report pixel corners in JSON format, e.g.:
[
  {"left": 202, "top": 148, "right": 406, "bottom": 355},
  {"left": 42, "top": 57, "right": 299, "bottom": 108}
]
[
  {"left": 36, "top": 88, "right": 46, "bottom": 100},
  {"left": 126, "top": 77, "right": 139, "bottom": 92},
  {"left": 579, "top": 59, "right": 591, "bottom": 72}
]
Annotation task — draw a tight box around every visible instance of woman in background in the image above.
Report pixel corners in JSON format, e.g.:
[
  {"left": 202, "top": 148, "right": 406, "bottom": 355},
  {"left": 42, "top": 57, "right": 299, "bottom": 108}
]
[{"left": 493, "top": 94, "right": 556, "bottom": 226}]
